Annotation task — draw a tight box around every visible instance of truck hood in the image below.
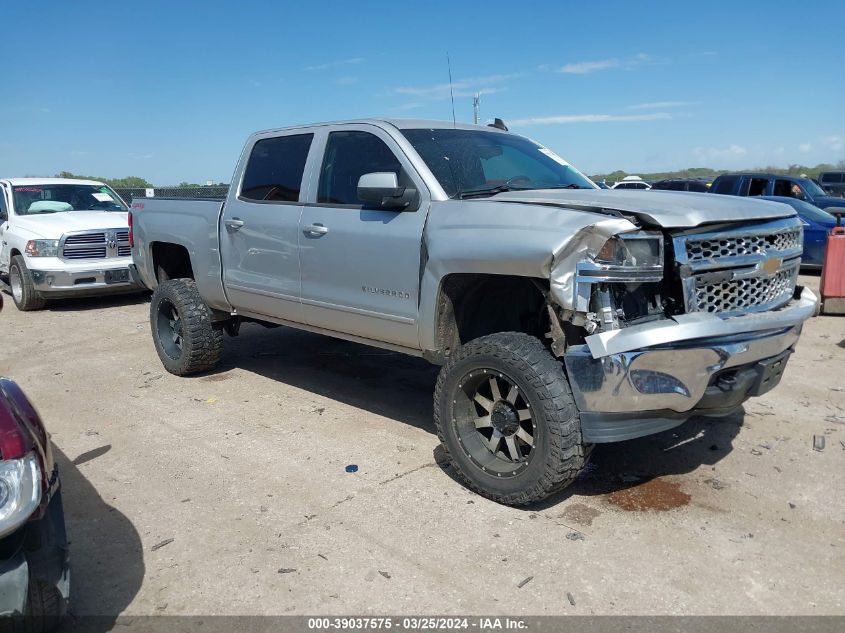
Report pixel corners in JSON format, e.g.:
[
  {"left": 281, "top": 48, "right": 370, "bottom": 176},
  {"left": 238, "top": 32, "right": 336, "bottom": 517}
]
[
  {"left": 11, "top": 211, "right": 129, "bottom": 239},
  {"left": 815, "top": 195, "right": 845, "bottom": 210},
  {"left": 491, "top": 189, "right": 796, "bottom": 229}
]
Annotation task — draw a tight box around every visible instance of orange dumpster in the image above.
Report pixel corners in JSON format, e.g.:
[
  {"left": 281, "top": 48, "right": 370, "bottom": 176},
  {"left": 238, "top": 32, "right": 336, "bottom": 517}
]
[{"left": 820, "top": 217, "right": 845, "bottom": 315}]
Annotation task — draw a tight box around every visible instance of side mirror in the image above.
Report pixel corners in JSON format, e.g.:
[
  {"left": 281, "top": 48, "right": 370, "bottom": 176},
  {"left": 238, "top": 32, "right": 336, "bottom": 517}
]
[{"left": 357, "top": 172, "right": 417, "bottom": 211}]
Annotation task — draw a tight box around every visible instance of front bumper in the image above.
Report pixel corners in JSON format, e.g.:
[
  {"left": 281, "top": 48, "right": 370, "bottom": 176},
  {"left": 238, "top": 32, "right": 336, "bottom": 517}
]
[
  {"left": 564, "top": 287, "right": 818, "bottom": 442},
  {"left": 0, "top": 488, "right": 69, "bottom": 616},
  {"left": 30, "top": 264, "right": 141, "bottom": 298}
]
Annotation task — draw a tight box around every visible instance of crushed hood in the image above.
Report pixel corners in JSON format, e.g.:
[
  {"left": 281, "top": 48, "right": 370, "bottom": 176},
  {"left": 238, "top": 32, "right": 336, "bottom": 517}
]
[
  {"left": 491, "top": 189, "right": 797, "bottom": 229},
  {"left": 11, "top": 211, "right": 128, "bottom": 239}
]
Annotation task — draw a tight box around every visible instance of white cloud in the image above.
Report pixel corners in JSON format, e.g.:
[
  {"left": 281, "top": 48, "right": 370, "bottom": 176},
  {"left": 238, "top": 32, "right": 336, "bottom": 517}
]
[
  {"left": 334, "top": 76, "right": 358, "bottom": 85},
  {"left": 799, "top": 143, "right": 813, "bottom": 153},
  {"left": 559, "top": 58, "right": 620, "bottom": 74},
  {"left": 558, "top": 53, "right": 664, "bottom": 75},
  {"left": 821, "top": 135, "right": 843, "bottom": 151},
  {"left": 392, "top": 74, "right": 519, "bottom": 100},
  {"left": 692, "top": 145, "right": 747, "bottom": 161},
  {"left": 509, "top": 112, "right": 672, "bottom": 126},
  {"left": 627, "top": 101, "right": 695, "bottom": 110},
  {"left": 303, "top": 57, "right": 365, "bottom": 71}
]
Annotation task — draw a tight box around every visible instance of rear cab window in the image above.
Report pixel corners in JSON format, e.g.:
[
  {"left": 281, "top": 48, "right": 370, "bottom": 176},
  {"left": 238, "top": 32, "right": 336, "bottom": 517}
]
[{"left": 240, "top": 133, "right": 314, "bottom": 202}]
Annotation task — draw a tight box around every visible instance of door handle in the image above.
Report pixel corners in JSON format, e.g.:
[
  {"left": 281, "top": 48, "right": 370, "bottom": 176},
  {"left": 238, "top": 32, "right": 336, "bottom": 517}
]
[
  {"left": 225, "top": 218, "right": 245, "bottom": 232},
  {"left": 303, "top": 223, "right": 329, "bottom": 236}
]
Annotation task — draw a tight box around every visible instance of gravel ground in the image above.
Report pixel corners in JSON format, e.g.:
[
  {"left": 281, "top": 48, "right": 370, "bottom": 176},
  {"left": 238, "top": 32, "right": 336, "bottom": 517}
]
[{"left": 0, "top": 274, "right": 842, "bottom": 617}]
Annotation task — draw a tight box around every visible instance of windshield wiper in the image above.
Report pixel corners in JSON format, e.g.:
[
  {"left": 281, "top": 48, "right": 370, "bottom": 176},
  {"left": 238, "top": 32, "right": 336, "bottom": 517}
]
[{"left": 457, "top": 184, "right": 535, "bottom": 199}]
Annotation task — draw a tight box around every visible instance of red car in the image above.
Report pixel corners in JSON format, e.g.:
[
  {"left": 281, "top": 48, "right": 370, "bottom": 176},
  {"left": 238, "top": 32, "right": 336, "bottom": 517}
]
[{"left": 0, "top": 293, "right": 69, "bottom": 629}]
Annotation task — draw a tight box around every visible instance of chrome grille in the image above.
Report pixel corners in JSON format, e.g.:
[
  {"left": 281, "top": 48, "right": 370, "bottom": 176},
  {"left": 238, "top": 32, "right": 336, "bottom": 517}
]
[
  {"left": 61, "top": 230, "right": 130, "bottom": 260},
  {"left": 65, "top": 233, "right": 105, "bottom": 246},
  {"left": 673, "top": 218, "right": 803, "bottom": 316},
  {"left": 685, "top": 228, "right": 803, "bottom": 261},
  {"left": 695, "top": 262, "right": 800, "bottom": 313},
  {"left": 64, "top": 247, "right": 107, "bottom": 259}
]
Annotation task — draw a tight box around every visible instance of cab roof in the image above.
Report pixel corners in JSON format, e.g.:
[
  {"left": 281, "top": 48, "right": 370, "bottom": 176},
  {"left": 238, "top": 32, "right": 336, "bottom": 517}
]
[
  {"left": 252, "top": 118, "right": 509, "bottom": 137},
  {"left": 2, "top": 177, "right": 106, "bottom": 186}
]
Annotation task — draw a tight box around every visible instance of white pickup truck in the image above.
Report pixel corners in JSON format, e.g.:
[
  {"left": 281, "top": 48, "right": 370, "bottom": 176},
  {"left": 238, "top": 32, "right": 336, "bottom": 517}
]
[{"left": 0, "top": 178, "right": 139, "bottom": 310}]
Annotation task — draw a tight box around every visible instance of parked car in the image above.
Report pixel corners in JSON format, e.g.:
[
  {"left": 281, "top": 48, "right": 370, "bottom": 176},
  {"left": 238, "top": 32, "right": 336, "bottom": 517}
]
[
  {"left": 0, "top": 293, "right": 69, "bottom": 627},
  {"left": 611, "top": 175, "right": 651, "bottom": 190},
  {"left": 818, "top": 171, "right": 845, "bottom": 197},
  {"left": 760, "top": 197, "right": 837, "bottom": 268},
  {"left": 709, "top": 172, "right": 845, "bottom": 213},
  {"left": 651, "top": 178, "right": 710, "bottom": 193},
  {"left": 130, "top": 119, "right": 816, "bottom": 505},
  {"left": 0, "top": 178, "right": 141, "bottom": 311}
]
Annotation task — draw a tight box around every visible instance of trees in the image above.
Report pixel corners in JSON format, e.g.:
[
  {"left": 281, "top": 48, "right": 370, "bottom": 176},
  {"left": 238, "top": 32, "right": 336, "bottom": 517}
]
[
  {"left": 55, "top": 171, "right": 152, "bottom": 188},
  {"left": 591, "top": 161, "right": 845, "bottom": 184}
]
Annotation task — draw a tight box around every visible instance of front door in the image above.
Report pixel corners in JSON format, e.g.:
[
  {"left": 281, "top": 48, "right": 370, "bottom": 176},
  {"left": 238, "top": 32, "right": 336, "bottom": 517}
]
[
  {"left": 0, "top": 186, "right": 9, "bottom": 273},
  {"left": 219, "top": 131, "right": 315, "bottom": 322},
  {"left": 298, "top": 126, "right": 429, "bottom": 349}
]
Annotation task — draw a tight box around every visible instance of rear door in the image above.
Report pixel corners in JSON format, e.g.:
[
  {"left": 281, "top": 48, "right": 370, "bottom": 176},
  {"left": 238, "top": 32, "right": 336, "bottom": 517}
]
[
  {"left": 220, "top": 130, "right": 316, "bottom": 321},
  {"left": 298, "top": 125, "right": 429, "bottom": 349}
]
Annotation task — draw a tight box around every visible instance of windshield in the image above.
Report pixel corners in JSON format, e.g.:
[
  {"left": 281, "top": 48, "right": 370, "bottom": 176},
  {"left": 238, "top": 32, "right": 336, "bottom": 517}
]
[
  {"left": 799, "top": 178, "right": 827, "bottom": 198},
  {"left": 12, "top": 184, "right": 127, "bottom": 215},
  {"left": 401, "top": 128, "right": 596, "bottom": 198}
]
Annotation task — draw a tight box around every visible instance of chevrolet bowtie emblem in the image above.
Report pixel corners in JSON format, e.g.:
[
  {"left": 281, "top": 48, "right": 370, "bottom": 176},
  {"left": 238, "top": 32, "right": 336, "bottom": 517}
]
[{"left": 761, "top": 256, "right": 782, "bottom": 274}]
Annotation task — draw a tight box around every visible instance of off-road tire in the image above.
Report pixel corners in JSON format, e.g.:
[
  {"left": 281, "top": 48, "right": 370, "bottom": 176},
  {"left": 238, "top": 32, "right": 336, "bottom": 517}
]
[
  {"left": 9, "top": 255, "right": 46, "bottom": 311},
  {"left": 434, "top": 332, "right": 590, "bottom": 506},
  {"left": 24, "top": 581, "right": 67, "bottom": 633},
  {"left": 150, "top": 278, "right": 223, "bottom": 375}
]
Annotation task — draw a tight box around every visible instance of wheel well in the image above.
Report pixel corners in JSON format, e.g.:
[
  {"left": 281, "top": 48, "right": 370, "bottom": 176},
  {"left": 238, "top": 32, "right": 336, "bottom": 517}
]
[
  {"left": 151, "top": 242, "right": 194, "bottom": 282},
  {"left": 434, "top": 274, "right": 549, "bottom": 356},
  {"left": 10, "top": 249, "right": 21, "bottom": 259}
]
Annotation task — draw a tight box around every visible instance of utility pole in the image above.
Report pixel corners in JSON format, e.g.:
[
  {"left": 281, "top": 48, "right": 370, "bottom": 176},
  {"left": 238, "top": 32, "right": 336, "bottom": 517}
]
[{"left": 472, "top": 92, "right": 480, "bottom": 124}]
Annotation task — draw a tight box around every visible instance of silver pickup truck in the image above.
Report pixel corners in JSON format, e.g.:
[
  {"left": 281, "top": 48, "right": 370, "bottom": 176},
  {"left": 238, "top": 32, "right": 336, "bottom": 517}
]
[{"left": 130, "top": 119, "right": 817, "bottom": 505}]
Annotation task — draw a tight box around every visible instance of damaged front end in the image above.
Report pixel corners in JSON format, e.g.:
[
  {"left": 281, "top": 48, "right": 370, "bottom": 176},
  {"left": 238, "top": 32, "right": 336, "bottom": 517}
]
[{"left": 547, "top": 215, "right": 818, "bottom": 443}]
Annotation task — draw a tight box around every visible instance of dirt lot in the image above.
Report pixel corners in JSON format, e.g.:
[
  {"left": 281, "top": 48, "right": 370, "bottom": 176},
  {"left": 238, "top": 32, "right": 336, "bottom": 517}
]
[{"left": 1, "top": 275, "right": 843, "bottom": 617}]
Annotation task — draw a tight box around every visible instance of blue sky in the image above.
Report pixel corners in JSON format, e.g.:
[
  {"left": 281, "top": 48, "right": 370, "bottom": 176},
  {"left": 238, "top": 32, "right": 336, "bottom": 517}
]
[{"left": 2, "top": 0, "right": 843, "bottom": 184}]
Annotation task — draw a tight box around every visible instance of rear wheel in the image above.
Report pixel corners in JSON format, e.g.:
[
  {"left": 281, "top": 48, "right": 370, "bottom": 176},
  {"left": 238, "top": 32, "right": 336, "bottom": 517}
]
[
  {"left": 434, "top": 332, "right": 590, "bottom": 506},
  {"left": 150, "top": 279, "right": 223, "bottom": 375},
  {"left": 9, "top": 256, "right": 46, "bottom": 311}
]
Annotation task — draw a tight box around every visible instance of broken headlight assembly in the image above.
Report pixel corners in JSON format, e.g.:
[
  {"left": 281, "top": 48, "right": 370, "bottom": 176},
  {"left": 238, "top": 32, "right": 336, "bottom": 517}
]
[
  {"left": 571, "top": 231, "right": 667, "bottom": 333},
  {"left": 589, "top": 232, "right": 664, "bottom": 281}
]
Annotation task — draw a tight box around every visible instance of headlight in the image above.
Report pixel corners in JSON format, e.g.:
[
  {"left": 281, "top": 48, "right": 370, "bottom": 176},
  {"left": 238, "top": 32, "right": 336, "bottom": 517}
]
[
  {"left": 25, "top": 240, "right": 60, "bottom": 257},
  {"left": 595, "top": 232, "right": 663, "bottom": 269},
  {"left": 0, "top": 452, "right": 42, "bottom": 539}
]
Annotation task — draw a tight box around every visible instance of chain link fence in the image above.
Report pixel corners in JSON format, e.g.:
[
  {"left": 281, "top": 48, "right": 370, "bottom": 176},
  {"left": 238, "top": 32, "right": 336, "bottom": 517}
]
[{"left": 114, "top": 185, "right": 229, "bottom": 202}]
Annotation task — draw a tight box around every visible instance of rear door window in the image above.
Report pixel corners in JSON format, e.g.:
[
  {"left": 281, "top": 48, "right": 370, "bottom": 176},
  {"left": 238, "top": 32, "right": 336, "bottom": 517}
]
[
  {"left": 747, "top": 177, "right": 769, "bottom": 196},
  {"left": 713, "top": 176, "right": 738, "bottom": 194},
  {"left": 240, "top": 133, "right": 314, "bottom": 202}
]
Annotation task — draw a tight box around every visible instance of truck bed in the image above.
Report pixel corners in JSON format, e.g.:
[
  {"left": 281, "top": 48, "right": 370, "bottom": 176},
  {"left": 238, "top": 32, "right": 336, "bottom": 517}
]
[{"left": 130, "top": 197, "right": 230, "bottom": 311}]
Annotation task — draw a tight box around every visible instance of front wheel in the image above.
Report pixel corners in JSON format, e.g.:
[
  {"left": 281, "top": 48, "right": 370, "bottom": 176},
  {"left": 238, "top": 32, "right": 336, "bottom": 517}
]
[
  {"left": 150, "top": 279, "right": 223, "bottom": 375},
  {"left": 9, "top": 255, "right": 46, "bottom": 311},
  {"left": 434, "top": 332, "right": 590, "bottom": 506}
]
